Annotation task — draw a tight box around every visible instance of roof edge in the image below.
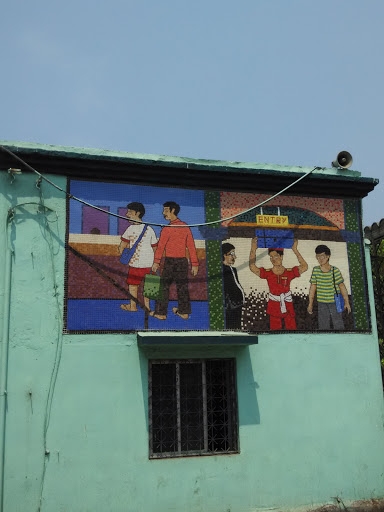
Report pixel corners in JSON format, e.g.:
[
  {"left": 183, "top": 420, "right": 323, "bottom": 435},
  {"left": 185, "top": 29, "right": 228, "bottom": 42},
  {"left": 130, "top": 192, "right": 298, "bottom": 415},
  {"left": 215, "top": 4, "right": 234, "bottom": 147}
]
[{"left": 0, "top": 140, "right": 364, "bottom": 179}]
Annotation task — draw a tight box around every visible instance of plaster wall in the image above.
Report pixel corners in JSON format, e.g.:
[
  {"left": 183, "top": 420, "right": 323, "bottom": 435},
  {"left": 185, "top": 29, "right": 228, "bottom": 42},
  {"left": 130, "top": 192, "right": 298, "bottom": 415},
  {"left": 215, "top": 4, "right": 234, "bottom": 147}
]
[{"left": 1, "top": 173, "right": 384, "bottom": 512}]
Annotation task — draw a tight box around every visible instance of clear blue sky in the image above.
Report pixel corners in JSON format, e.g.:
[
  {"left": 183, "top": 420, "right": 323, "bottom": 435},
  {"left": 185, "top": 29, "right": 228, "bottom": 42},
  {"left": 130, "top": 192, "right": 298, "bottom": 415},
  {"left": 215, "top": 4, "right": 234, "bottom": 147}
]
[{"left": 1, "top": 1, "right": 383, "bottom": 226}]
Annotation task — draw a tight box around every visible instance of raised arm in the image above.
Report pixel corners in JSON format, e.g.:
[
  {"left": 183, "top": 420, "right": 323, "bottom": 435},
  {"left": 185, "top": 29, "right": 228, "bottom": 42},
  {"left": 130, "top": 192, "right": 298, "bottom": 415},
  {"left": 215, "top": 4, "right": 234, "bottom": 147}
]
[
  {"left": 249, "top": 237, "right": 261, "bottom": 277},
  {"left": 292, "top": 239, "right": 308, "bottom": 274}
]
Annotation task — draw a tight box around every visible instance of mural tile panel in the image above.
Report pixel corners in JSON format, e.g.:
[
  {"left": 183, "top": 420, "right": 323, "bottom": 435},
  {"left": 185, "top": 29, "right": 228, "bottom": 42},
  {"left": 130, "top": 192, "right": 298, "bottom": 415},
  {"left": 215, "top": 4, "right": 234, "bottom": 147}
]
[{"left": 64, "top": 180, "right": 369, "bottom": 334}]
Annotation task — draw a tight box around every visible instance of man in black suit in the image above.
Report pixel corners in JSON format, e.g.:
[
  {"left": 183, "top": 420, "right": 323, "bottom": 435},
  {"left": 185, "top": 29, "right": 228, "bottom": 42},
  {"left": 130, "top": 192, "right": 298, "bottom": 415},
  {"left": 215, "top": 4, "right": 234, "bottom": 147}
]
[{"left": 222, "top": 242, "right": 245, "bottom": 329}]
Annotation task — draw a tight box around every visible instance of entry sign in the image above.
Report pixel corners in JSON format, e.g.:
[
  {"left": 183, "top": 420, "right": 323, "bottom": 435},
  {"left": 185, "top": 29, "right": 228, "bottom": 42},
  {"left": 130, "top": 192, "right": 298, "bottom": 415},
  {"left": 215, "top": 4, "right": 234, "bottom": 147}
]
[{"left": 256, "top": 215, "right": 289, "bottom": 227}]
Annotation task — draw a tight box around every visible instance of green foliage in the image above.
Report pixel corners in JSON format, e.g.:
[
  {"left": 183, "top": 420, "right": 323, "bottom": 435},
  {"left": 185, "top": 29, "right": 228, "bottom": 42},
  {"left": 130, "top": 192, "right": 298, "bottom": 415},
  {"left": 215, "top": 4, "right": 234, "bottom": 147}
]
[{"left": 370, "top": 240, "right": 384, "bottom": 389}]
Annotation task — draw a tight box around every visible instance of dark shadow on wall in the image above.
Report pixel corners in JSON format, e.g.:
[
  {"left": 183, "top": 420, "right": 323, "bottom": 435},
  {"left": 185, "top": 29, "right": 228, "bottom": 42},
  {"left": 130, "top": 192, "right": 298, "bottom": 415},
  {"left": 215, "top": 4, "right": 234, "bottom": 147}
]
[
  {"left": 8, "top": 204, "right": 65, "bottom": 252},
  {"left": 236, "top": 346, "right": 260, "bottom": 426},
  {"left": 139, "top": 346, "right": 150, "bottom": 432},
  {"left": 138, "top": 343, "right": 261, "bottom": 434}
]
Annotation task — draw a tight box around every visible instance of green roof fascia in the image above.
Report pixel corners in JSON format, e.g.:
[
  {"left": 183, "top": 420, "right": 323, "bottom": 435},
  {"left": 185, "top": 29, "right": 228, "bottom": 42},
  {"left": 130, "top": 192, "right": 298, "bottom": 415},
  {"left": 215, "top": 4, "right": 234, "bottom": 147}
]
[{"left": 0, "top": 140, "right": 376, "bottom": 187}]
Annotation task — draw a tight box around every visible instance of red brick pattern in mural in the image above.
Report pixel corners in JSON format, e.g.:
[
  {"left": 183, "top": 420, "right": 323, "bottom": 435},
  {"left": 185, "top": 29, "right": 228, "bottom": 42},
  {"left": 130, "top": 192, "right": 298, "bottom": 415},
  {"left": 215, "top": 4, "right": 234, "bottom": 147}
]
[
  {"left": 67, "top": 252, "right": 208, "bottom": 301},
  {"left": 220, "top": 192, "right": 345, "bottom": 229}
]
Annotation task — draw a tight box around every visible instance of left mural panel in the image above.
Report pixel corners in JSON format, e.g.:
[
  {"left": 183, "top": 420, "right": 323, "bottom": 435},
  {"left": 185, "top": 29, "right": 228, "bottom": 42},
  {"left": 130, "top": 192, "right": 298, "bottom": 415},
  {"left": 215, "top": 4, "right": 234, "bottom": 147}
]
[{"left": 65, "top": 180, "right": 209, "bottom": 332}]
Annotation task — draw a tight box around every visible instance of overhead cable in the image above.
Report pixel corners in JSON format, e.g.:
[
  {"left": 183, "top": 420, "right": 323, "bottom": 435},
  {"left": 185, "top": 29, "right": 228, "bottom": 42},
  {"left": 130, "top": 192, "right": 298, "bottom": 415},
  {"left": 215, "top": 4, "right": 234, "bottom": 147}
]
[{"left": 0, "top": 145, "right": 322, "bottom": 228}]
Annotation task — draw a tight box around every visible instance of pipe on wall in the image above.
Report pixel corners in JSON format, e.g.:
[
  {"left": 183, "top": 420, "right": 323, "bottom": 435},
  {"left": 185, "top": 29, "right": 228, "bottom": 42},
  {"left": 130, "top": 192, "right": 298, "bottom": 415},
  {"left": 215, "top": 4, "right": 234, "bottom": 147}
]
[
  {"left": 0, "top": 246, "right": 12, "bottom": 512},
  {"left": 364, "top": 238, "right": 379, "bottom": 340}
]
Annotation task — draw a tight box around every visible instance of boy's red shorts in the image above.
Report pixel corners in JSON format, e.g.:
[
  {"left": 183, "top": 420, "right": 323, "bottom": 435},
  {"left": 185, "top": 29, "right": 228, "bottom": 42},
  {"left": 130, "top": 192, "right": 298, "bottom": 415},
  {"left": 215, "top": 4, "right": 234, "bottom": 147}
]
[{"left": 127, "top": 267, "right": 151, "bottom": 286}]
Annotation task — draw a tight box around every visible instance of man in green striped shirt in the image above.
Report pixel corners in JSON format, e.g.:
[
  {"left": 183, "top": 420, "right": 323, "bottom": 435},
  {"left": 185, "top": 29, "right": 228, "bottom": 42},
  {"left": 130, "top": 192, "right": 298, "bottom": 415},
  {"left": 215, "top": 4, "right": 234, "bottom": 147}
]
[{"left": 307, "top": 245, "right": 351, "bottom": 330}]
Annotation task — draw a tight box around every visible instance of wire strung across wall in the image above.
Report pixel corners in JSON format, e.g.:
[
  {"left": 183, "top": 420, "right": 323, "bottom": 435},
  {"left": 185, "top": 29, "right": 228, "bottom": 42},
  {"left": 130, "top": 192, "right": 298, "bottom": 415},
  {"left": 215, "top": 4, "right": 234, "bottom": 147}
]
[{"left": 0, "top": 145, "right": 323, "bottom": 228}]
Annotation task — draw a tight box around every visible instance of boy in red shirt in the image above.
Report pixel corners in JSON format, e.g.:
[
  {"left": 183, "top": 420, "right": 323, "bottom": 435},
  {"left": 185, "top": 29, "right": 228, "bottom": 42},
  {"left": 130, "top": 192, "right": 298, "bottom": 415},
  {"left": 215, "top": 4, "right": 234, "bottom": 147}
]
[{"left": 249, "top": 237, "right": 308, "bottom": 330}]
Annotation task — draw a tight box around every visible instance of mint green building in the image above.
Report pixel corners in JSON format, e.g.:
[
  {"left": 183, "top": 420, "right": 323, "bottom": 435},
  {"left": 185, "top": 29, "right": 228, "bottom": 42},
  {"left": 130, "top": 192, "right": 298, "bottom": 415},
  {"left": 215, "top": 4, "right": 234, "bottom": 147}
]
[{"left": 0, "top": 141, "right": 383, "bottom": 512}]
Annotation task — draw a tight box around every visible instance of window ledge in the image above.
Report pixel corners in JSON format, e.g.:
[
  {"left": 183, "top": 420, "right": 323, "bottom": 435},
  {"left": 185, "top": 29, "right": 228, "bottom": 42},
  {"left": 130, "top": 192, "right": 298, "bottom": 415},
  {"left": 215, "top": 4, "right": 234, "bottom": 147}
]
[{"left": 137, "top": 331, "right": 258, "bottom": 346}]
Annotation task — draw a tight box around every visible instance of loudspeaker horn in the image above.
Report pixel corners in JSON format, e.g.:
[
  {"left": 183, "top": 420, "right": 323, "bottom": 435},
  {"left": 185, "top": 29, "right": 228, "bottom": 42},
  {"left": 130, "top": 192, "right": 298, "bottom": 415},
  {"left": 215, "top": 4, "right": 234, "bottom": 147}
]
[{"left": 332, "top": 151, "right": 353, "bottom": 169}]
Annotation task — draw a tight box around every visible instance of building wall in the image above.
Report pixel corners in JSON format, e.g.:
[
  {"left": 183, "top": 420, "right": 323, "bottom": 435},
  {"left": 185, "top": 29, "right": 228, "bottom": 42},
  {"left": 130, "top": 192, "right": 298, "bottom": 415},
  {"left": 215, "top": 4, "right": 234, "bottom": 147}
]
[{"left": 1, "top": 172, "right": 384, "bottom": 512}]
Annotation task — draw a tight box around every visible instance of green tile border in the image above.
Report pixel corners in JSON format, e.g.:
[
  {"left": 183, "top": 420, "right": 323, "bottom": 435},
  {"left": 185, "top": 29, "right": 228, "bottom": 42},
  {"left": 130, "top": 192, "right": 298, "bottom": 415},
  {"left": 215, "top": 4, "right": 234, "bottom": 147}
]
[
  {"left": 344, "top": 199, "right": 370, "bottom": 331},
  {"left": 205, "top": 191, "right": 225, "bottom": 330}
]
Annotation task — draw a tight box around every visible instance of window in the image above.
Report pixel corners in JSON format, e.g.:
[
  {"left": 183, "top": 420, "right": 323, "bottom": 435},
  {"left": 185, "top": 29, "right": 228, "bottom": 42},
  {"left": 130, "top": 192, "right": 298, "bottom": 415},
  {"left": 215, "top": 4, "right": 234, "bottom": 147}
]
[{"left": 149, "top": 358, "right": 239, "bottom": 459}]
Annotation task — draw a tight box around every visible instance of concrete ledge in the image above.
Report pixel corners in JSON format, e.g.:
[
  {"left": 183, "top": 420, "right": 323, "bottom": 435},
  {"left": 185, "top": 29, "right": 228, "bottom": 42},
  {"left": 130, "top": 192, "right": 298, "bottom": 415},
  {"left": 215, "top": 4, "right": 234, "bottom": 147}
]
[{"left": 137, "top": 331, "right": 258, "bottom": 345}]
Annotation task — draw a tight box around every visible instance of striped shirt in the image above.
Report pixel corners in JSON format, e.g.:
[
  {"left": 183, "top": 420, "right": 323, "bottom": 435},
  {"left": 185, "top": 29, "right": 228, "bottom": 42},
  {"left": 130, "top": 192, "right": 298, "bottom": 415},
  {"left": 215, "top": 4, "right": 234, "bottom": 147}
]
[{"left": 310, "top": 266, "right": 343, "bottom": 303}]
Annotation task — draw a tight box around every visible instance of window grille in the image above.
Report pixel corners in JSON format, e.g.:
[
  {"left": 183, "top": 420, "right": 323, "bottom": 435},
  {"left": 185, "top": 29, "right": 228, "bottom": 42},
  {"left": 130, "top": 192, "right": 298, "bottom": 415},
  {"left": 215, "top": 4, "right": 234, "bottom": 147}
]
[{"left": 149, "top": 358, "right": 239, "bottom": 459}]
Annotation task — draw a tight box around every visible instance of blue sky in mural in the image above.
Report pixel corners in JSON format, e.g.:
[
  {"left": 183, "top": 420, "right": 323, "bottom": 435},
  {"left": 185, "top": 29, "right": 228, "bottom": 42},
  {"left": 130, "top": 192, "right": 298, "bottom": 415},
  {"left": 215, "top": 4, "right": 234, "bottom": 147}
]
[{"left": 1, "top": 1, "right": 383, "bottom": 226}]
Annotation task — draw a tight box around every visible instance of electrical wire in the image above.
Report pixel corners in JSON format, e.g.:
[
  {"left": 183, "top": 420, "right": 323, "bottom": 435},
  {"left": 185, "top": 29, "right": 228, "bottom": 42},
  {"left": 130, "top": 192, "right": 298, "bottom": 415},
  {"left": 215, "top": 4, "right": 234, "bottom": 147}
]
[
  {"left": 36, "top": 185, "right": 63, "bottom": 512},
  {"left": 0, "top": 145, "right": 323, "bottom": 228},
  {"left": 6, "top": 194, "right": 64, "bottom": 512}
]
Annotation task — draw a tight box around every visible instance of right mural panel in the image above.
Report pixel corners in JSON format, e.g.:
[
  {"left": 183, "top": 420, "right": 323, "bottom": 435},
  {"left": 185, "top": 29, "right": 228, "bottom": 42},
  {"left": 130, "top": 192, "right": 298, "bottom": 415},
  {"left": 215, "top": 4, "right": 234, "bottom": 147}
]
[{"left": 213, "top": 192, "right": 370, "bottom": 332}]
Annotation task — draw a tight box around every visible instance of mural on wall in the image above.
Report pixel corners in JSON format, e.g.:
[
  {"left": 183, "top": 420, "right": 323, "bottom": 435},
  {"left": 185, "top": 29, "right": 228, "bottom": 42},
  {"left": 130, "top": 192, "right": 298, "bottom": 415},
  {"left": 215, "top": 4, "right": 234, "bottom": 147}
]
[{"left": 65, "top": 180, "right": 370, "bottom": 333}]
